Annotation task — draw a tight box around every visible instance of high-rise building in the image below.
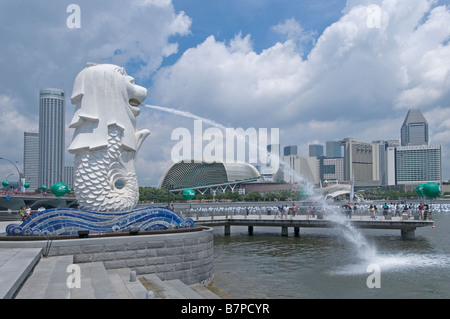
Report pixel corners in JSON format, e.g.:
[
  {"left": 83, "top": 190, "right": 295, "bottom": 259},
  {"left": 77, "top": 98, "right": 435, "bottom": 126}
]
[
  {"left": 63, "top": 165, "right": 74, "bottom": 189},
  {"left": 401, "top": 109, "right": 429, "bottom": 146},
  {"left": 319, "top": 157, "right": 344, "bottom": 183},
  {"left": 309, "top": 144, "right": 324, "bottom": 157},
  {"left": 38, "top": 88, "right": 66, "bottom": 188},
  {"left": 326, "top": 141, "right": 342, "bottom": 158},
  {"left": 284, "top": 145, "right": 298, "bottom": 156},
  {"left": 341, "top": 138, "right": 379, "bottom": 186},
  {"left": 395, "top": 145, "right": 441, "bottom": 184},
  {"left": 373, "top": 140, "right": 399, "bottom": 186},
  {"left": 23, "top": 132, "right": 39, "bottom": 190},
  {"left": 283, "top": 155, "right": 319, "bottom": 185}
]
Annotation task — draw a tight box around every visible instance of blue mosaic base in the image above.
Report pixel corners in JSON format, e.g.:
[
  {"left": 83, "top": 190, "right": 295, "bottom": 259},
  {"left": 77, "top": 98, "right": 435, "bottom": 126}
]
[{"left": 6, "top": 206, "right": 195, "bottom": 236}]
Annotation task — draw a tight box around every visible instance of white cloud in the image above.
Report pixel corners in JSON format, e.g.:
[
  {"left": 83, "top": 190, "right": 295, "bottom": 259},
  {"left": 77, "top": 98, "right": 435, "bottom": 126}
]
[
  {"left": 271, "top": 18, "right": 316, "bottom": 55},
  {"left": 0, "top": 94, "right": 38, "bottom": 180},
  {"left": 151, "top": 33, "right": 305, "bottom": 128},
  {"left": 0, "top": 0, "right": 192, "bottom": 185},
  {"left": 149, "top": 0, "right": 450, "bottom": 181}
]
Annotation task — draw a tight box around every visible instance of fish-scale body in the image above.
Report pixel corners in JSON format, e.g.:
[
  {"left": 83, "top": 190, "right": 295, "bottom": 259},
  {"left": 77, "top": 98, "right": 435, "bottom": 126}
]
[{"left": 73, "top": 126, "right": 139, "bottom": 211}]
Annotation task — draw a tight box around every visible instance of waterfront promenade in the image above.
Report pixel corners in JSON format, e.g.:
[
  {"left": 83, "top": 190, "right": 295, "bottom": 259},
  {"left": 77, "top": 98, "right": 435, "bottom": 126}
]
[{"left": 194, "top": 214, "right": 434, "bottom": 239}]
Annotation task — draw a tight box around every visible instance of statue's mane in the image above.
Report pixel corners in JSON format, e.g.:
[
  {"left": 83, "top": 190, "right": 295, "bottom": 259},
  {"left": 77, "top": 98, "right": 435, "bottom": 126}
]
[{"left": 68, "top": 63, "right": 145, "bottom": 152}]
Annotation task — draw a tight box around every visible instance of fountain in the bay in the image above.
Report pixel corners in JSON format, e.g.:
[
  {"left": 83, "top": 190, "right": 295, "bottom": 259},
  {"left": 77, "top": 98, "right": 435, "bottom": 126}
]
[
  {"left": 7, "top": 63, "right": 194, "bottom": 236},
  {"left": 143, "top": 103, "right": 378, "bottom": 262}
]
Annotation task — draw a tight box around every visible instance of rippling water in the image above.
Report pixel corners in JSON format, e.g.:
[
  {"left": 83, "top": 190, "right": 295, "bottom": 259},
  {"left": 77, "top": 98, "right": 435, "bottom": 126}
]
[{"left": 212, "top": 213, "right": 450, "bottom": 299}]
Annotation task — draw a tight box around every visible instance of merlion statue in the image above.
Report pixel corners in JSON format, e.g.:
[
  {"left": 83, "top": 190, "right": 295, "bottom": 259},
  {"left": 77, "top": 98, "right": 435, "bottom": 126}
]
[{"left": 68, "top": 63, "right": 150, "bottom": 211}]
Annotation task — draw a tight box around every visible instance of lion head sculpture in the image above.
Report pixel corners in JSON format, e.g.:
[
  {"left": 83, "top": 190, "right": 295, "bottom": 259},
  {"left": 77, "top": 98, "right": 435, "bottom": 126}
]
[
  {"left": 68, "top": 63, "right": 150, "bottom": 212},
  {"left": 68, "top": 63, "right": 150, "bottom": 153}
]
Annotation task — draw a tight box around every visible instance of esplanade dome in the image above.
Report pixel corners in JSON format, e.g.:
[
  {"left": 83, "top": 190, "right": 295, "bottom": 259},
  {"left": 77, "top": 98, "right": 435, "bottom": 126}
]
[{"left": 158, "top": 160, "right": 261, "bottom": 190}]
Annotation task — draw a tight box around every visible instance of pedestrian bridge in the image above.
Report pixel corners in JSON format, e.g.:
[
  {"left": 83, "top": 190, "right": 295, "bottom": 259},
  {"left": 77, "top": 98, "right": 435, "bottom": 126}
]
[
  {"left": 0, "top": 195, "right": 77, "bottom": 213},
  {"left": 194, "top": 214, "right": 434, "bottom": 240}
]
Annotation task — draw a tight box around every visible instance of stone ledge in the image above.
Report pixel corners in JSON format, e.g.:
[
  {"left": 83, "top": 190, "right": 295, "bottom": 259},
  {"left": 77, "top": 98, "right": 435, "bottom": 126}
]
[{"left": 0, "top": 227, "right": 214, "bottom": 285}]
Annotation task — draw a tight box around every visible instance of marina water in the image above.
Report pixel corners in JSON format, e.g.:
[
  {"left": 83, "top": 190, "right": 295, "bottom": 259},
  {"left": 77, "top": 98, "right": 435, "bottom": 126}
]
[{"left": 212, "top": 210, "right": 450, "bottom": 299}]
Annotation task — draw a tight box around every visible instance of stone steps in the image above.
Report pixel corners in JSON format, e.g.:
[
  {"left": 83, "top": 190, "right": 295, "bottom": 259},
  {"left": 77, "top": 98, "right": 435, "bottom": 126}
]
[
  {"left": 107, "top": 268, "right": 148, "bottom": 299},
  {"left": 15, "top": 254, "right": 73, "bottom": 299},
  {"left": 70, "top": 261, "right": 119, "bottom": 299},
  {"left": 0, "top": 248, "right": 42, "bottom": 299},
  {"left": 141, "top": 274, "right": 222, "bottom": 299},
  {"left": 5, "top": 249, "right": 222, "bottom": 299}
]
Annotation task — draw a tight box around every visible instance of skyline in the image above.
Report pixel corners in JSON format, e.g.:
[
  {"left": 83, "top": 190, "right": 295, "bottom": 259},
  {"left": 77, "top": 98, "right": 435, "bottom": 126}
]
[{"left": 1, "top": 0, "right": 450, "bottom": 186}]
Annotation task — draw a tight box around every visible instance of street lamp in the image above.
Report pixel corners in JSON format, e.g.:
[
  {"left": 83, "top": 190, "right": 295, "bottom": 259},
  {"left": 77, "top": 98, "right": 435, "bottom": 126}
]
[
  {"left": 0, "top": 157, "right": 23, "bottom": 192},
  {"left": 166, "top": 184, "right": 174, "bottom": 207}
]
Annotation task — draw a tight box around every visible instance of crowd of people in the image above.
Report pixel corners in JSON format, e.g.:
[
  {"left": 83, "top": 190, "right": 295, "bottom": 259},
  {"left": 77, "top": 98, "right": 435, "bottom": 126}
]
[
  {"left": 368, "top": 202, "right": 431, "bottom": 220},
  {"left": 276, "top": 203, "right": 297, "bottom": 219}
]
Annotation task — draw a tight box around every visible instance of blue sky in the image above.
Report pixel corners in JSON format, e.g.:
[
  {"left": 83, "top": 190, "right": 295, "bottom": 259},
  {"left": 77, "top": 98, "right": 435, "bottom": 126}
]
[
  {"left": 1, "top": 0, "right": 450, "bottom": 187},
  {"left": 168, "top": 0, "right": 345, "bottom": 59}
]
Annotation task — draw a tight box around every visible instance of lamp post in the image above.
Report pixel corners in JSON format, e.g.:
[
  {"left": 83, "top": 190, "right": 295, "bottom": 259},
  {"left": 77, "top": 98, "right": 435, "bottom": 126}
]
[
  {"left": 0, "top": 157, "right": 23, "bottom": 192},
  {"left": 166, "top": 184, "right": 174, "bottom": 208}
]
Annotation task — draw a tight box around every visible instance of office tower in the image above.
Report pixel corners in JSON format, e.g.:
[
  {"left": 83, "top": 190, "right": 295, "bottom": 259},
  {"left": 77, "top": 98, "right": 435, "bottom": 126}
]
[
  {"left": 341, "top": 138, "right": 379, "bottom": 186},
  {"left": 309, "top": 144, "right": 324, "bottom": 157},
  {"left": 23, "top": 132, "right": 39, "bottom": 190},
  {"left": 319, "top": 157, "right": 344, "bottom": 183},
  {"left": 326, "top": 141, "right": 342, "bottom": 158},
  {"left": 38, "top": 88, "right": 66, "bottom": 188},
  {"left": 63, "top": 165, "right": 74, "bottom": 189},
  {"left": 372, "top": 140, "right": 399, "bottom": 186},
  {"left": 284, "top": 145, "right": 298, "bottom": 156},
  {"left": 283, "top": 155, "right": 319, "bottom": 185},
  {"left": 401, "top": 109, "right": 429, "bottom": 146},
  {"left": 396, "top": 145, "right": 441, "bottom": 184}
]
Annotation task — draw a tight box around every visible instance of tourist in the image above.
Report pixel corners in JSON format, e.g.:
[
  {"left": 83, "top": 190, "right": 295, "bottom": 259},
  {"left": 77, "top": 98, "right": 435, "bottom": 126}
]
[
  {"left": 419, "top": 203, "right": 424, "bottom": 220},
  {"left": 402, "top": 204, "right": 409, "bottom": 219},
  {"left": 382, "top": 203, "right": 389, "bottom": 218},
  {"left": 373, "top": 205, "right": 378, "bottom": 219},
  {"left": 283, "top": 205, "right": 288, "bottom": 219},
  {"left": 424, "top": 204, "right": 429, "bottom": 220},
  {"left": 26, "top": 205, "right": 31, "bottom": 217},
  {"left": 353, "top": 203, "right": 357, "bottom": 216},
  {"left": 346, "top": 203, "right": 352, "bottom": 219},
  {"left": 395, "top": 203, "right": 401, "bottom": 217},
  {"left": 19, "top": 206, "right": 26, "bottom": 221},
  {"left": 307, "top": 205, "right": 312, "bottom": 217},
  {"left": 389, "top": 203, "right": 395, "bottom": 214}
]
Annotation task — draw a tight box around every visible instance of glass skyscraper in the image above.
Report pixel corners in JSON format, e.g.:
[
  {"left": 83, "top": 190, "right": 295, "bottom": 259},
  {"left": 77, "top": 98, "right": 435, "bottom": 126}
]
[
  {"left": 396, "top": 109, "right": 441, "bottom": 184},
  {"left": 401, "top": 108, "right": 429, "bottom": 146},
  {"left": 38, "top": 88, "right": 65, "bottom": 188},
  {"left": 309, "top": 144, "right": 324, "bottom": 157},
  {"left": 23, "top": 132, "right": 39, "bottom": 190},
  {"left": 395, "top": 145, "right": 441, "bottom": 184}
]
